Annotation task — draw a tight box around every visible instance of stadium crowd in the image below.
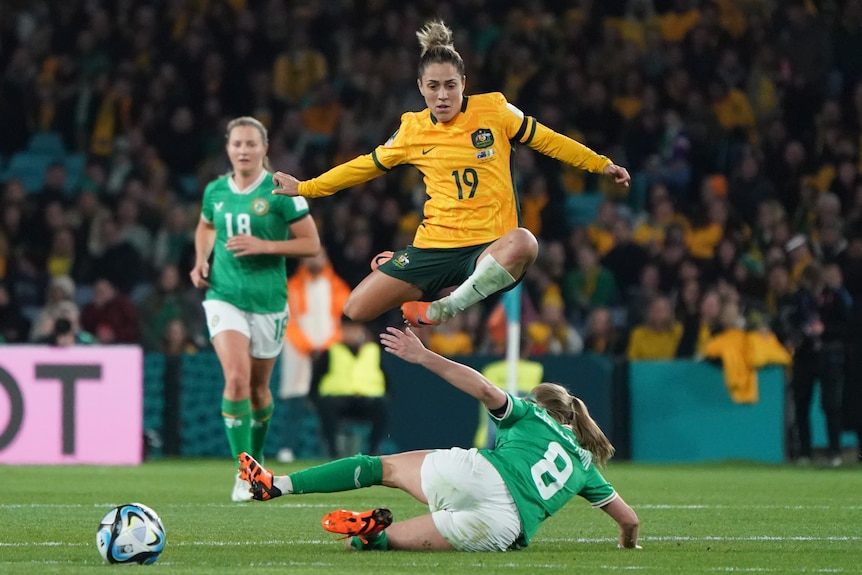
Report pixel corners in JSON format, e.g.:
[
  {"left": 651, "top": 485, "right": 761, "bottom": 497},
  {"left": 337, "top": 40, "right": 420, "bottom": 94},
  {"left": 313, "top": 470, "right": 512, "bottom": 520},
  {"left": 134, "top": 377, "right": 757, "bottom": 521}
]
[{"left": 1, "top": 1, "right": 862, "bottom": 459}]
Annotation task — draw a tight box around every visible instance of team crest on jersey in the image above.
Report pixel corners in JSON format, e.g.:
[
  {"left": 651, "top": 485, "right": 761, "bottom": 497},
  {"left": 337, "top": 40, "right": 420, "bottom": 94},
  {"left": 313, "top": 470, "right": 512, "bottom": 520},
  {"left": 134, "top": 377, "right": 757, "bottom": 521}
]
[
  {"left": 392, "top": 253, "right": 410, "bottom": 268},
  {"left": 471, "top": 128, "right": 494, "bottom": 149},
  {"left": 251, "top": 198, "right": 269, "bottom": 216}
]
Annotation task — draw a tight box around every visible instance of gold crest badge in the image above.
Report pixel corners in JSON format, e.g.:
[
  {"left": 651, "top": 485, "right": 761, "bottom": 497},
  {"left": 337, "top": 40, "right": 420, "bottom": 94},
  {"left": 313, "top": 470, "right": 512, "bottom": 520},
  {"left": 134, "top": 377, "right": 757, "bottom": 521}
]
[{"left": 251, "top": 198, "right": 270, "bottom": 216}]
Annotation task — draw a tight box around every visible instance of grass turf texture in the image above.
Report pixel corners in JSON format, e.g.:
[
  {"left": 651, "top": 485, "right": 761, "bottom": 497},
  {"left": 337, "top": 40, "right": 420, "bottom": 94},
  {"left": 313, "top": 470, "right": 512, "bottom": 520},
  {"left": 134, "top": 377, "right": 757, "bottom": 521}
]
[{"left": 1, "top": 459, "right": 860, "bottom": 574}]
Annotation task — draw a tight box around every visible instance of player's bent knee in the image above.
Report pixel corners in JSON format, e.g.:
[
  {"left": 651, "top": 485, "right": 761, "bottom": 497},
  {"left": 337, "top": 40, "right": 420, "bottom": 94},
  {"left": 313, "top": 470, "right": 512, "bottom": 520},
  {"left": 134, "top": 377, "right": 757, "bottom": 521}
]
[{"left": 342, "top": 300, "right": 373, "bottom": 322}]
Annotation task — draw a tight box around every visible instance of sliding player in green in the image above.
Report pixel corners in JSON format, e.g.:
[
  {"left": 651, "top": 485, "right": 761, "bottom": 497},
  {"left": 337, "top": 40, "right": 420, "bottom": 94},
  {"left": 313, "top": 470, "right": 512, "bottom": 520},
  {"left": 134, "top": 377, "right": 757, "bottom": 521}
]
[{"left": 239, "top": 326, "right": 640, "bottom": 551}]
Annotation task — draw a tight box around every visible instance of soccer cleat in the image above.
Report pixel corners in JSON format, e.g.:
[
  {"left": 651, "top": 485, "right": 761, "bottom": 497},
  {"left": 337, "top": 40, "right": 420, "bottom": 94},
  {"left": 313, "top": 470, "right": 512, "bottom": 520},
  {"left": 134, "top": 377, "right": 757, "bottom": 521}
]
[
  {"left": 238, "top": 452, "right": 283, "bottom": 501},
  {"left": 321, "top": 508, "right": 393, "bottom": 543},
  {"left": 231, "top": 473, "right": 253, "bottom": 502},
  {"left": 401, "top": 300, "right": 441, "bottom": 327},
  {"left": 370, "top": 251, "right": 394, "bottom": 271}
]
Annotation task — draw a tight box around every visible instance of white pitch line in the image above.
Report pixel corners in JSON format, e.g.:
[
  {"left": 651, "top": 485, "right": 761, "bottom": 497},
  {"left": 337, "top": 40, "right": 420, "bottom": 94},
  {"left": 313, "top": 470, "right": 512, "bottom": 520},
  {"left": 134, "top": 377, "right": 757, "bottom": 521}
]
[
  {"left": 2, "top": 502, "right": 860, "bottom": 511},
  {"left": 2, "top": 535, "right": 859, "bottom": 548},
  {"left": 537, "top": 535, "right": 861, "bottom": 543},
  {"left": 634, "top": 504, "right": 862, "bottom": 510},
  {"left": 0, "top": 560, "right": 846, "bottom": 573}
]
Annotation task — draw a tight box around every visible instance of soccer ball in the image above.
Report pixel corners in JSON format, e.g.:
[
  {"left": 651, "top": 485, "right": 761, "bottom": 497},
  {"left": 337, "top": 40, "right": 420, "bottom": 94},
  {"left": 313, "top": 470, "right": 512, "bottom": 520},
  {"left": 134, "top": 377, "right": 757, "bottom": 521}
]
[{"left": 96, "top": 503, "right": 166, "bottom": 565}]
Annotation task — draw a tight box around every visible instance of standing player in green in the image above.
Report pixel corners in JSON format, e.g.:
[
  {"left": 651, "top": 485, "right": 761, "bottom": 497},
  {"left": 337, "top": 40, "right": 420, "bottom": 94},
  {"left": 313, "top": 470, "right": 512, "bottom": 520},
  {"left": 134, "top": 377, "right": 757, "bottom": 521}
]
[
  {"left": 238, "top": 327, "right": 640, "bottom": 551},
  {"left": 191, "top": 116, "right": 321, "bottom": 501}
]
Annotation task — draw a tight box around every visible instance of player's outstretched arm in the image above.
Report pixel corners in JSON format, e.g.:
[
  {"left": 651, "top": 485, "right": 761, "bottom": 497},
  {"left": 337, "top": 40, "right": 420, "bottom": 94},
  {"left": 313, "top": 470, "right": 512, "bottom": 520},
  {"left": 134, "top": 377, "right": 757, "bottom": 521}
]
[
  {"left": 602, "top": 164, "right": 631, "bottom": 187},
  {"left": 272, "top": 171, "right": 300, "bottom": 196},
  {"left": 601, "top": 496, "right": 641, "bottom": 549},
  {"left": 190, "top": 218, "right": 216, "bottom": 288},
  {"left": 273, "top": 153, "right": 391, "bottom": 199},
  {"left": 380, "top": 327, "right": 508, "bottom": 411}
]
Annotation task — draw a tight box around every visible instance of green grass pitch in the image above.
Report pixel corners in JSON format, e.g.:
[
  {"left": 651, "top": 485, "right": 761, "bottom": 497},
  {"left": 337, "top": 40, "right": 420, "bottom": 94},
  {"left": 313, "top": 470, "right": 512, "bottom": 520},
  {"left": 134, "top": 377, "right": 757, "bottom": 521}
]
[{"left": 1, "top": 459, "right": 860, "bottom": 574}]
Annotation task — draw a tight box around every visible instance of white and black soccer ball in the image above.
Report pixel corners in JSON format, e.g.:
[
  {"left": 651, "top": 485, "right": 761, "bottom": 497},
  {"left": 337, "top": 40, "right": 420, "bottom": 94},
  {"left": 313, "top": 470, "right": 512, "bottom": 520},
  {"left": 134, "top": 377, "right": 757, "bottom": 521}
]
[{"left": 96, "top": 503, "right": 166, "bottom": 565}]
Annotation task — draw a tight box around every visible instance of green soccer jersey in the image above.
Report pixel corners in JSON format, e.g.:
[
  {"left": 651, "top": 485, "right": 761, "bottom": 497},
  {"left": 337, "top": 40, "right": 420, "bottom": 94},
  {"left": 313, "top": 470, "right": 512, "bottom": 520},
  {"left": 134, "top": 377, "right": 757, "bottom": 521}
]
[
  {"left": 480, "top": 395, "right": 617, "bottom": 548},
  {"left": 201, "top": 171, "right": 310, "bottom": 313}
]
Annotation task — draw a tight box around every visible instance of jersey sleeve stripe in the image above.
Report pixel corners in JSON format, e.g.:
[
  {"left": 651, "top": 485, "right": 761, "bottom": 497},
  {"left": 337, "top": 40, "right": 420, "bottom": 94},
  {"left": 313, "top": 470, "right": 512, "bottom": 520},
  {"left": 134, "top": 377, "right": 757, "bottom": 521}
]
[
  {"left": 524, "top": 117, "right": 538, "bottom": 145},
  {"left": 513, "top": 116, "right": 529, "bottom": 142},
  {"left": 371, "top": 150, "right": 391, "bottom": 172},
  {"left": 590, "top": 491, "right": 619, "bottom": 508},
  {"left": 489, "top": 393, "right": 514, "bottom": 420}
]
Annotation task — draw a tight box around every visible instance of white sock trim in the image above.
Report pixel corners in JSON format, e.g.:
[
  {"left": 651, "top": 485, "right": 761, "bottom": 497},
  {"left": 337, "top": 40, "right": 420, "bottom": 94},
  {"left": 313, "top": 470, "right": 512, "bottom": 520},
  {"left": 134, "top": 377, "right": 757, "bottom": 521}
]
[{"left": 274, "top": 475, "right": 293, "bottom": 494}]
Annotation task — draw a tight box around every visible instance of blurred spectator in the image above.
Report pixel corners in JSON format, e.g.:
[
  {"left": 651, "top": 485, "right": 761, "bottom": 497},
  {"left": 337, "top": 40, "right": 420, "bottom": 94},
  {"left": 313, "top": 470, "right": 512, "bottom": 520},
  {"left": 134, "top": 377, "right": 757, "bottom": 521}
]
[
  {"left": 626, "top": 295, "right": 683, "bottom": 360},
  {"left": 643, "top": 109, "right": 693, "bottom": 207},
  {"left": 728, "top": 148, "right": 776, "bottom": 228},
  {"left": 0, "top": 283, "right": 30, "bottom": 343},
  {"left": 526, "top": 289, "right": 584, "bottom": 356},
  {"left": 428, "top": 313, "right": 474, "bottom": 357},
  {"left": 627, "top": 261, "right": 663, "bottom": 328},
  {"left": 80, "top": 277, "right": 140, "bottom": 344},
  {"left": 161, "top": 317, "right": 198, "bottom": 356},
  {"left": 782, "top": 262, "right": 851, "bottom": 466},
  {"left": 656, "top": 223, "right": 690, "bottom": 293},
  {"left": 583, "top": 306, "right": 623, "bottom": 356},
  {"left": 601, "top": 216, "right": 649, "bottom": 299},
  {"left": 675, "top": 280, "right": 705, "bottom": 358},
  {"left": 88, "top": 217, "right": 146, "bottom": 294},
  {"left": 310, "top": 318, "right": 388, "bottom": 458},
  {"left": 271, "top": 30, "right": 327, "bottom": 105},
  {"left": 702, "top": 236, "right": 739, "bottom": 287},
  {"left": 585, "top": 200, "right": 619, "bottom": 257},
  {"left": 138, "top": 264, "right": 203, "bottom": 352},
  {"left": 280, "top": 249, "right": 351, "bottom": 400},
  {"left": 561, "top": 242, "right": 619, "bottom": 321},
  {"left": 29, "top": 275, "right": 78, "bottom": 342},
  {"left": 276, "top": 248, "right": 351, "bottom": 462},
  {"left": 35, "top": 301, "right": 95, "bottom": 346},
  {"left": 152, "top": 203, "right": 195, "bottom": 272},
  {"left": 786, "top": 233, "right": 814, "bottom": 288}
]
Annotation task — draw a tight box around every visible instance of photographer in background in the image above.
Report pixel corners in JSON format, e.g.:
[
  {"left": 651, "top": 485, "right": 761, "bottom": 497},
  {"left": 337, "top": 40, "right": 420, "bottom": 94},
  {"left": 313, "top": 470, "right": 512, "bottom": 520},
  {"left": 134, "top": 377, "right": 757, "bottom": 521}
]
[{"left": 37, "top": 301, "right": 95, "bottom": 347}]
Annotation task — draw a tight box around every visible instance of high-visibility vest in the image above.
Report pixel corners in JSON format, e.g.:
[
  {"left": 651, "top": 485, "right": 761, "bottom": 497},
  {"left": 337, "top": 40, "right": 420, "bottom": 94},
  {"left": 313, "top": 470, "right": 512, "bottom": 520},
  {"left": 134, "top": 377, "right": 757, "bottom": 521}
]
[{"left": 318, "top": 343, "right": 386, "bottom": 398}]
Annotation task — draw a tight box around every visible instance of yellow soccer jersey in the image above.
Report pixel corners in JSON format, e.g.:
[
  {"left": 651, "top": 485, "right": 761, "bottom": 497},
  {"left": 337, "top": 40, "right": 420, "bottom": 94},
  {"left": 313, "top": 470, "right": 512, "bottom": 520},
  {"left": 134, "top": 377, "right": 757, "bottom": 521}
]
[{"left": 299, "top": 92, "right": 613, "bottom": 248}]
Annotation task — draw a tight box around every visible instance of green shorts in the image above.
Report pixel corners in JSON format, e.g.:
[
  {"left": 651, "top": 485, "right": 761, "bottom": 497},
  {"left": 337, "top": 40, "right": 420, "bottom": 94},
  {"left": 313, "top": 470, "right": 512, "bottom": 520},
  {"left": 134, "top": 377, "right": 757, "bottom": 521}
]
[{"left": 377, "top": 243, "right": 492, "bottom": 299}]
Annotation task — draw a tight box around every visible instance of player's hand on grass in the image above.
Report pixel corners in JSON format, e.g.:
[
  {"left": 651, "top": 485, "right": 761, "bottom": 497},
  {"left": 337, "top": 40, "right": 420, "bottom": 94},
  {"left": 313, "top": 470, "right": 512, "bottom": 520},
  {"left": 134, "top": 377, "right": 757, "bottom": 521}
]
[
  {"left": 272, "top": 171, "right": 300, "bottom": 196},
  {"left": 603, "top": 164, "right": 631, "bottom": 188},
  {"left": 226, "top": 233, "right": 267, "bottom": 257},
  {"left": 190, "top": 261, "right": 210, "bottom": 288},
  {"left": 380, "top": 327, "right": 428, "bottom": 364}
]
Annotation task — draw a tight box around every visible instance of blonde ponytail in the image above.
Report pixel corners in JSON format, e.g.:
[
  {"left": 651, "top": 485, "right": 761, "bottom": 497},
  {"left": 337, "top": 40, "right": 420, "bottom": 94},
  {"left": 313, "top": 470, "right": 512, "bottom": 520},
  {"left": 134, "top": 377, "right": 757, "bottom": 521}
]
[
  {"left": 529, "top": 383, "right": 616, "bottom": 467},
  {"left": 571, "top": 396, "right": 615, "bottom": 467}
]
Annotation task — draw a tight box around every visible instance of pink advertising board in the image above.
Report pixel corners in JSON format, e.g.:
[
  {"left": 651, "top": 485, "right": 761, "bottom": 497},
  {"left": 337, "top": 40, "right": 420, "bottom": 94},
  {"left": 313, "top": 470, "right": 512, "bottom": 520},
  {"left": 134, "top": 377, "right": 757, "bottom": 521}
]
[{"left": 0, "top": 346, "right": 143, "bottom": 465}]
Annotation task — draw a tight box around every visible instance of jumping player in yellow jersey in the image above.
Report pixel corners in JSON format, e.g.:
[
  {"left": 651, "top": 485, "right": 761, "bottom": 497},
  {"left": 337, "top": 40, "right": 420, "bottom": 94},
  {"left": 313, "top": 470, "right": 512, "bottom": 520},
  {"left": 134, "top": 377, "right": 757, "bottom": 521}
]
[{"left": 272, "top": 20, "right": 631, "bottom": 327}]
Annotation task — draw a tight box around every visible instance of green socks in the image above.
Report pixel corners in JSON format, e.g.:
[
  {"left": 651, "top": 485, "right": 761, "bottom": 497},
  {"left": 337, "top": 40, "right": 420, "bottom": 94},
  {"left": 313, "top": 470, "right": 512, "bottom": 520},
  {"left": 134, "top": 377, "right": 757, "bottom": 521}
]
[
  {"left": 428, "top": 254, "right": 516, "bottom": 321},
  {"left": 222, "top": 397, "right": 251, "bottom": 464},
  {"left": 350, "top": 532, "right": 389, "bottom": 551},
  {"left": 251, "top": 403, "right": 274, "bottom": 462},
  {"left": 288, "top": 455, "right": 383, "bottom": 494}
]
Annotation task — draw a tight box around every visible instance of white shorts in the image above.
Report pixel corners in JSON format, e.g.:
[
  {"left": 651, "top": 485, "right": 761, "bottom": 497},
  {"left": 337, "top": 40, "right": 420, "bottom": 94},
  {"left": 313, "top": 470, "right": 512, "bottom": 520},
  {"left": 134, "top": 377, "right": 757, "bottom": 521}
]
[
  {"left": 420, "top": 447, "right": 522, "bottom": 551},
  {"left": 202, "top": 299, "right": 288, "bottom": 359}
]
